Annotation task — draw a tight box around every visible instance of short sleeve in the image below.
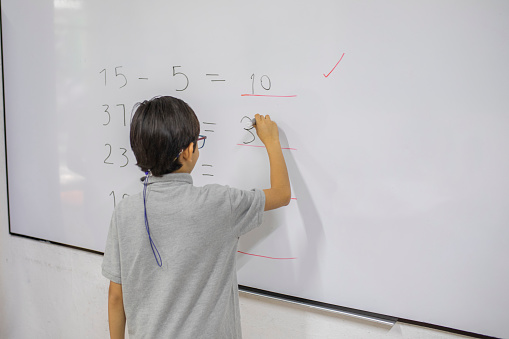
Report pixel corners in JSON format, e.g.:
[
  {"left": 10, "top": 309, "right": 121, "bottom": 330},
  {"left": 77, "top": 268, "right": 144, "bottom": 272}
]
[
  {"left": 228, "top": 187, "right": 265, "bottom": 237},
  {"left": 102, "top": 210, "right": 122, "bottom": 284}
]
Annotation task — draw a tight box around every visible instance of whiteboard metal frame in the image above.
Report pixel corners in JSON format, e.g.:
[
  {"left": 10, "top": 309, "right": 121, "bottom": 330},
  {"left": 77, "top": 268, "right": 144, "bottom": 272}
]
[
  {"left": 239, "top": 285, "right": 397, "bottom": 326},
  {"left": 238, "top": 285, "right": 495, "bottom": 339}
]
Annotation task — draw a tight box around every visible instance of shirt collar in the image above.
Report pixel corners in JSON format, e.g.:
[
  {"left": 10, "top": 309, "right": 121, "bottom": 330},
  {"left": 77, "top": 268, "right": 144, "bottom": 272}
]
[{"left": 146, "top": 172, "right": 193, "bottom": 185}]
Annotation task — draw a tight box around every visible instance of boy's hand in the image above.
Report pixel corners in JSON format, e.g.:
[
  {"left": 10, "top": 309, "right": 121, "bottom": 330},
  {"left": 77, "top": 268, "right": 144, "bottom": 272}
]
[{"left": 254, "top": 114, "right": 280, "bottom": 147}]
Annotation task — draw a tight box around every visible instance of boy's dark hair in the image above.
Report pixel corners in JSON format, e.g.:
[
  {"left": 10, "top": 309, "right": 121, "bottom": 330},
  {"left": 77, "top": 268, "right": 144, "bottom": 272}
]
[{"left": 130, "top": 96, "right": 200, "bottom": 176}]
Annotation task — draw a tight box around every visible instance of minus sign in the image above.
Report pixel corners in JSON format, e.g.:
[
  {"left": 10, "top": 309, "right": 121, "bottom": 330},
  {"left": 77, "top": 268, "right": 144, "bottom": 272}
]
[
  {"left": 202, "top": 164, "right": 213, "bottom": 167},
  {"left": 204, "top": 130, "right": 214, "bottom": 132},
  {"left": 203, "top": 174, "right": 214, "bottom": 176},
  {"left": 206, "top": 74, "right": 219, "bottom": 76},
  {"left": 138, "top": 78, "right": 149, "bottom": 80},
  {"left": 203, "top": 122, "right": 216, "bottom": 125},
  {"left": 211, "top": 80, "right": 226, "bottom": 82}
]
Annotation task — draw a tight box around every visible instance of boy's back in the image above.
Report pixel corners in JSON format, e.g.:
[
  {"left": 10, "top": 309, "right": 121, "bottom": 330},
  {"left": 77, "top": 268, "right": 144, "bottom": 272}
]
[
  {"left": 102, "top": 173, "right": 265, "bottom": 338},
  {"left": 102, "top": 96, "right": 290, "bottom": 338}
]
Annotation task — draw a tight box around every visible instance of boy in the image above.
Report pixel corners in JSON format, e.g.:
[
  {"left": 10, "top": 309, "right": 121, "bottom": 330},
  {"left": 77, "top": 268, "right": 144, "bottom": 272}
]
[{"left": 102, "top": 96, "right": 291, "bottom": 338}]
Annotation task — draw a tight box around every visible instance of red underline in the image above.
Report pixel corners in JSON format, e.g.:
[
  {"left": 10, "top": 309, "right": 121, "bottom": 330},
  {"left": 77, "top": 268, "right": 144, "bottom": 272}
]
[
  {"left": 241, "top": 94, "right": 297, "bottom": 98},
  {"left": 236, "top": 144, "right": 297, "bottom": 151},
  {"left": 237, "top": 251, "right": 297, "bottom": 260}
]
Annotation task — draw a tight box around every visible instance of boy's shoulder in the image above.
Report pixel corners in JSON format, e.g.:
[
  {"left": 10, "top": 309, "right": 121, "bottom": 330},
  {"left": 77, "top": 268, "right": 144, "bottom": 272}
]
[
  {"left": 116, "top": 191, "right": 142, "bottom": 206},
  {"left": 196, "top": 183, "right": 263, "bottom": 207},
  {"left": 200, "top": 182, "right": 229, "bottom": 192},
  {"left": 193, "top": 183, "right": 231, "bottom": 203},
  {"left": 200, "top": 183, "right": 258, "bottom": 196},
  {"left": 110, "top": 191, "right": 143, "bottom": 218}
]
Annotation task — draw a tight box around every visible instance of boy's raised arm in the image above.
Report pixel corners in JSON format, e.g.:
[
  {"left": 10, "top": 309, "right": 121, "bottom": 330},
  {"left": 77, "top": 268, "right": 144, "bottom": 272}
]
[{"left": 254, "top": 114, "right": 291, "bottom": 211}]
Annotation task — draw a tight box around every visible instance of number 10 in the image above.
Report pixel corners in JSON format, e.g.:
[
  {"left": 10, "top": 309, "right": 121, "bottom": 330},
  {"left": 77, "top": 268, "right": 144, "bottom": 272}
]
[{"left": 251, "top": 74, "right": 271, "bottom": 95}]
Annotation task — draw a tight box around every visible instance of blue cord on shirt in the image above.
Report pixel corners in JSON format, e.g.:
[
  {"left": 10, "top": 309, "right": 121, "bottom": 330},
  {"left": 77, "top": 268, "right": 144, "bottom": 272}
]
[{"left": 143, "top": 171, "right": 163, "bottom": 267}]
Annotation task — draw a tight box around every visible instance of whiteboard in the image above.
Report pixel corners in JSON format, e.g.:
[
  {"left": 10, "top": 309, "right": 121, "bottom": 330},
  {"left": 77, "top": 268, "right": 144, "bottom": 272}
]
[{"left": 2, "top": 0, "right": 509, "bottom": 337}]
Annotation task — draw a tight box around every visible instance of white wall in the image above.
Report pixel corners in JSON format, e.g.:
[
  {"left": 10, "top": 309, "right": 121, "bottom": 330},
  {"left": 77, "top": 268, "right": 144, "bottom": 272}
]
[
  {"left": 0, "top": 48, "right": 472, "bottom": 339},
  {"left": 0, "top": 216, "right": 475, "bottom": 339}
]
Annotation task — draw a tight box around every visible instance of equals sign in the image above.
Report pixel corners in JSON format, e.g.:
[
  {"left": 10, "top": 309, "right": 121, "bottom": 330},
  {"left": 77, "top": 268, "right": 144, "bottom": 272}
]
[
  {"left": 203, "top": 122, "right": 216, "bottom": 133},
  {"left": 206, "top": 74, "right": 225, "bottom": 82},
  {"left": 202, "top": 164, "right": 214, "bottom": 176}
]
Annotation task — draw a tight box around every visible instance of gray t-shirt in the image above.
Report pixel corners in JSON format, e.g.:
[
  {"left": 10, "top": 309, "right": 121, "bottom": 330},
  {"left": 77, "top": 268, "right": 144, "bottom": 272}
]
[{"left": 102, "top": 173, "right": 265, "bottom": 339}]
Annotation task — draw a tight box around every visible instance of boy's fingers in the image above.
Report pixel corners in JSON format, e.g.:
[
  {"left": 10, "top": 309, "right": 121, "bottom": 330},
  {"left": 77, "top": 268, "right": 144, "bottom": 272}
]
[{"left": 254, "top": 114, "right": 274, "bottom": 126}]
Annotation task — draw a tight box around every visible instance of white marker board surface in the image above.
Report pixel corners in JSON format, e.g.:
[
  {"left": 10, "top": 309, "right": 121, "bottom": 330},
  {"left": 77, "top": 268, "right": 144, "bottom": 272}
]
[{"left": 2, "top": 0, "right": 509, "bottom": 337}]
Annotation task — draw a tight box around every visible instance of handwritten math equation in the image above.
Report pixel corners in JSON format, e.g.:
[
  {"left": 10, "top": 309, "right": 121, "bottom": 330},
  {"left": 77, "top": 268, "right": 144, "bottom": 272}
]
[
  {"left": 98, "top": 65, "right": 296, "bottom": 97},
  {"left": 99, "top": 54, "right": 345, "bottom": 208}
]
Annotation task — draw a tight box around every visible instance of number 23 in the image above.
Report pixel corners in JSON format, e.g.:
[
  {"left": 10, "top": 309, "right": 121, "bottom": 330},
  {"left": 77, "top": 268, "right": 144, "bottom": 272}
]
[{"left": 104, "top": 144, "right": 129, "bottom": 167}]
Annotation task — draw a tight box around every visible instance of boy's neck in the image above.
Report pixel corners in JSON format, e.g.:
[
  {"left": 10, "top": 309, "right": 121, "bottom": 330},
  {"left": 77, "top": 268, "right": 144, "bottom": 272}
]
[{"left": 174, "top": 166, "right": 193, "bottom": 174}]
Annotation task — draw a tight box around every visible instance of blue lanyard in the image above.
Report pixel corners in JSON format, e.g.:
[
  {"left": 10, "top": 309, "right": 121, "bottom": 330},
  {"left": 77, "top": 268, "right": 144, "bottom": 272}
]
[{"left": 143, "top": 172, "right": 163, "bottom": 267}]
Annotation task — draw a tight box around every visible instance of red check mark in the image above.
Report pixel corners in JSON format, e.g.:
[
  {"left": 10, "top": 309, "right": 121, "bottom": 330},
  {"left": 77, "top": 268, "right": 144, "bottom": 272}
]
[{"left": 323, "top": 53, "right": 345, "bottom": 78}]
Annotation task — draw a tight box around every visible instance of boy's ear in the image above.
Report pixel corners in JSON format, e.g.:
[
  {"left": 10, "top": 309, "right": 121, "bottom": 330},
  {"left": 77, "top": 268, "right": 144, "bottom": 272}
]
[{"left": 181, "top": 142, "right": 195, "bottom": 160}]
